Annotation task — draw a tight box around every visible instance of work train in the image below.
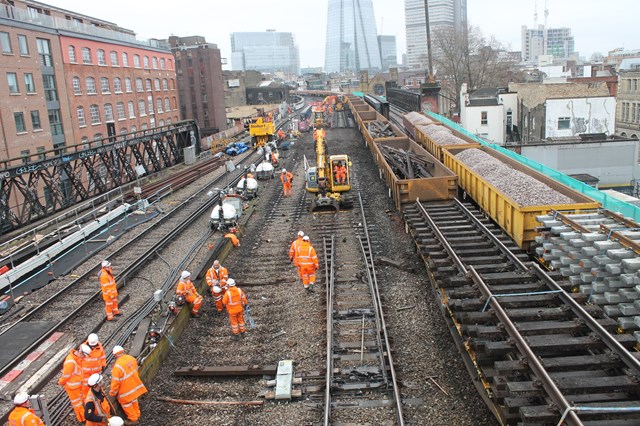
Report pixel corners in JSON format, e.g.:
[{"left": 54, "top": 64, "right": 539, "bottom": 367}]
[{"left": 345, "top": 94, "right": 599, "bottom": 250}]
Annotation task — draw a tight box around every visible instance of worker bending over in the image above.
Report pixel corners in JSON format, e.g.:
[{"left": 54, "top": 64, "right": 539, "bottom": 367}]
[
  {"left": 176, "top": 270, "right": 203, "bottom": 317},
  {"left": 110, "top": 346, "right": 147, "bottom": 425},
  {"left": 222, "top": 278, "right": 248, "bottom": 339},
  {"left": 296, "top": 236, "right": 319, "bottom": 290},
  {"left": 280, "top": 168, "right": 293, "bottom": 197},
  {"left": 99, "top": 260, "right": 120, "bottom": 321}
]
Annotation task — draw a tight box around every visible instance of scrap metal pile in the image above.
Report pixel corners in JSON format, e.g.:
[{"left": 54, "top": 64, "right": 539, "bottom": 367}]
[
  {"left": 368, "top": 120, "right": 396, "bottom": 139},
  {"left": 379, "top": 145, "right": 435, "bottom": 179}
]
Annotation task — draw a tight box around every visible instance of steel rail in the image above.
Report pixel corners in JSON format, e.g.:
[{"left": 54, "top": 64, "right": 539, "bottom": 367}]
[
  {"left": 467, "top": 266, "right": 583, "bottom": 426},
  {"left": 356, "top": 192, "right": 405, "bottom": 426},
  {"left": 322, "top": 235, "right": 335, "bottom": 426}
]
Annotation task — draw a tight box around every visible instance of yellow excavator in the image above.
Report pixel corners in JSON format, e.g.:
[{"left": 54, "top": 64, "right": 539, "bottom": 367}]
[
  {"left": 249, "top": 115, "right": 275, "bottom": 148},
  {"left": 304, "top": 130, "right": 352, "bottom": 212}
]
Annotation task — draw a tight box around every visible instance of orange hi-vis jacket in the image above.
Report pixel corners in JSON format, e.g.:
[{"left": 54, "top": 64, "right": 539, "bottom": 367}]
[
  {"left": 83, "top": 341, "right": 106, "bottom": 376},
  {"left": 206, "top": 266, "right": 228, "bottom": 290},
  {"left": 110, "top": 354, "right": 147, "bottom": 403},
  {"left": 289, "top": 236, "right": 304, "bottom": 262},
  {"left": 280, "top": 171, "right": 293, "bottom": 185},
  {"left": 58, "top": 350, "right": 84, "bottom": 389},
  {"left": 99, "top": 268, "right": 117, "bottom": 297},
  {"left": 176, "top": 278, "right": 198, "bottom": 298},
  {"left": 222, "top": 286, "right": 247, "bottom": 314},
  {"left": 297, "top": 241, "right": 318, "bottom": 269},
  {"left": 84, "top": 389, "right": 110, "bottom": 426},
  {"left": 8, "top": 406, "right": 44, "bottom": 426}
]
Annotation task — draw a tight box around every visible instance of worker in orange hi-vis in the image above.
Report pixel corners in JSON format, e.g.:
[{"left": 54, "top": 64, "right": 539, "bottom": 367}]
[
  {"left": 99, "top": 260, "right": 120, "bottom": 320},
  {"left": 222, "top": 278, "right": 248, "bottom": 339},
  {"left": 82, "top": 333, "right": 107, "bottom": 379},
  {"left": 296, "top": 235, "right": 319, "bottom": 291},
  {"left": 175, "top": 270, "right": 203, "bottom": 317},
  {"left": 337, "top": 163, "right": 347, "bottom": 185},
  {"left": 206, "top": 260, "right": 229, "bottom": 313},
  {"left": 225, "top": 232, "right": 240, "bottom": 247},
  {"left": 289, "top": 230, "right": 305, "bottom": 271},
  {"left": 58, "top": 344, "right": 91, "bottom": 422},
  {"left": 110, "top": 346, "right": 147, "bottom": 425},
  {"left": 280, "top": 168, "right": 293, "bottom": 197},
  {"left": 8, "top": 392, "right": 45, "bottom": 426}
]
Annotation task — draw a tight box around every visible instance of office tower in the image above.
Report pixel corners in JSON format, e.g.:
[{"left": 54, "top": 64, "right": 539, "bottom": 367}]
[
  {"left": 404, "top": 0, "right": 467, "bottom": 69},
  {"left": 231, "top": 31, "right": 300, "bottom": 75},
  {"left": 521, "top": 26, "right": 575, "bottom": 62},
  {"left": 325, "top": 0, "right": 382, "bottom": 73},
  {"left": 378, "top": 35, "right": 397, "bottom": 71}
]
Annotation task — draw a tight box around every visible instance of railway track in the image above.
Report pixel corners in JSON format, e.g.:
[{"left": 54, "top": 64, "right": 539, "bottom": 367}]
[
  {"left": 319, "top": 192, "right": 404, "bottom": 425},
  {"left": 404, "top": 198, "right": 640, "bottom": 425}
]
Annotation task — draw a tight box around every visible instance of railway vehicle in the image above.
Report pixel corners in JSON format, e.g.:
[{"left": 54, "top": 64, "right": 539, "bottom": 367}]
[
  {"left": 363, "top": 94, "right": 390, "bottom": 119},
  {"left": 299, "top": 105, "right": 312, "bottom": 121},
  {"left": 255, "top": 161, "right": 275, "bottom": 179},
  {"left": 209, "top": 194, "right": 240, "bottom": 231},
  {"left": 249, "top": 115, "right": 275, "bottom": 148},
  {"left": 304, "top": 131, "right": 351, "bottom": 212},
  {"left": 311, "top": 103, "right": 329, "bottom": 128},
  {"left": 235, "top": 176, "right": 259, "bottom": 199},
  {"left": 386, "top": 87, "right": 420, "bottom": 112}
]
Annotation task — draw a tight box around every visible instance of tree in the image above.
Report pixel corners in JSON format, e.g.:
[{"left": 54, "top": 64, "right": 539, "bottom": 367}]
[
  {"left": 426, "top": 24, "right": 519, "bottom": 113},
  {"left": 590, "top": 52, "right": 604, "bottom": 62}
]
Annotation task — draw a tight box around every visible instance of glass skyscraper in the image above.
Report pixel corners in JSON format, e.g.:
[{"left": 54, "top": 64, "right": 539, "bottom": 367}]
[
  {"left": 231, "top": 31, "right": 300, "bottom": 75},
  {"left": 325, "top": 0, "right": 382, "bottom": 74}
]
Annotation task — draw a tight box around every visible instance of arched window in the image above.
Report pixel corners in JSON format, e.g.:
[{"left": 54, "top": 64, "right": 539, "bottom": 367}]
[
  {"left": 156, "top": 98, "right": 163, "bottom": 113},
  {"left": 119, "top": 127, "right": 127, "bottom": 135},
  {"left": 152, "top": 57, "right": 158, "bottom": 69},
  {"left": 133, "top": 54, "right": 141, "bottom": 68},
  {"left": 89, "top": 104, "right": 100, "bottom": 124},
  {"left": 85, "top": 77, "right": 96, "bottom": 94},
  {"left": 145, "top": 78, "right": 152, "bottom": 92},
  {"left": 143, "top": 56, "right": 149, "bottom": 69},
  {"left": 72, "top": 76, "right": 81, "bottom": 95},
  {"left": 162, "top": 78, "right": 168, "bottom": 91},
  {"left": 116, "top": 102, "right": 125, "bottom": 120},
  {"left": 154, "top": 78, "right": 160, "bottom": 91},
  {"left": 159, "top": 119, "right": 165, "bottom": 126},
  {"left": 104, "top": 103, "right": 114, "bottom": 122},
  {"left": 110, "top": 50, "right": 119, "bottom": 66},
  {"left": 128, "top": 101, "right": 135, "bottom": 118},
  {"left": 122, "top": 52, "right": 129, "bottom": 67},
  {"left": 130, "top": 125, "right": 137, "bottom": 133},
  {"left": 81, "top": 136, "right": 90, "bottom": 150},
  {"left": 113, "top": 77, "right": 122, "bottom": 93},
  {"left": 167, "top": 118, "right": 172, "bottom": 125},
  {"left": 135, "top": 78, "right": 143, "bottom": 92},
  {"left": 164, "top": 97, "right": 170, "bottom": 112},
  {"left": 138, "top": 100, "right": 146, "bottom": 116},
  {"left": 171, "top": 97, "right": 177, "bottom": 110},
  {"left": 100, "top": 77, "right": 110, "bottom": 93},
  {"left": 97, "top": 49, "right": 106, "bottom": 65},
  {"left": 125, "top": 77, "right": 132, "bottom": 93},
  {"left": 68, "top": 45, "right": 76, "bottom": 63},
  {"left": 141, "top": 122, "right": 148, "bottom": 131},
  {"left": 76, "top": 106, "right": 86, "bottom": 126},
  {"left": 81, "top": 47, "right": 91, "bottom": 64},
  {"left": 170, "top": 78, "right": 175, "bottom": 90},
  {"left": 160, "top": 58, "right": 166, "bottom": 69}
]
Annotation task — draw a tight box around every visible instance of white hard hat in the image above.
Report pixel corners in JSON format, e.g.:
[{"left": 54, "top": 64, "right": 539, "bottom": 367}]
[
  {"left": 102, "top": 260, "right": 111, "bottom": 268},
  {"left": 181, "top": 270, "right": 190, "bottom": 279},
  {"left": 227, "top": 278, "right": 236, "bottom": 287},
  {"left": 112, "top": 345, "right": 125, "bottom": 356},
  {"left": 297, "top": 230, "right": 304, "bottom": 237},
  {"left": 80, "top": 344, "right": 91, "bottom": 356},
  {"left": 13, "top": 392, "right": 29, "bottom": 405},
  {"left": 213, "top": 285, "right": 222, "bottom": 293},
  {"left": 87, "top": 333, "right": 99, "bottom": 346},
  {"left": 88, "top": 373, "right": 102, "bottom": 387},
  {"left": 303, "top": 235, "right": 310, "bottom": 241},
  {"left": 108, "top": 416, "right": 125, "bottom": 426},
  {"left": 282, "top": 168, "right": 286, "bottom": 173}
]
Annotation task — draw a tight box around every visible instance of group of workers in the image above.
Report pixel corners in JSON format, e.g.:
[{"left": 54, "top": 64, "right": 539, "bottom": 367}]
[
  {"left": 176, "top": 260, "right": 250, "bottom": 339},
  {"left": 10, "top": 334, "right": 145, "bottom": 426},
  {"left": 289, "top": 230, "right": 319, "bottom": 290}
]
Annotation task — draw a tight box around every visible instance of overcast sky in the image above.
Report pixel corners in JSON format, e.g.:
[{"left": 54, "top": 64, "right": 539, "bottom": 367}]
[{"left": 47, "top": 0, "right": 638, "bottom": 68}]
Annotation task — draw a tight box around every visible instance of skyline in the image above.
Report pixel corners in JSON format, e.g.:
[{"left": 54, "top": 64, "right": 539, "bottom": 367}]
[{"left": 43, "top": 0, "right": 640, "bottom": 69}]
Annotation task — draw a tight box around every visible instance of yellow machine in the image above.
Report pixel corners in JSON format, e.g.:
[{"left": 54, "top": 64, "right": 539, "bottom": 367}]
[
  {"left": 249, "top": 116, "right": 275, "bottom": 148},
  {"left": 312, "top": 105, "right": 328, "bottom": 128},
  {"left": 304, "top": 132, "right": 352, "bottom": 212}
]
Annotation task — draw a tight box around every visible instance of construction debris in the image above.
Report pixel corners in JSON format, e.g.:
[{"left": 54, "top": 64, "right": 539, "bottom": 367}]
[
  {"left": 368, "top": 120, "right": 396, "bottom": 139},
  {"left": 379, "top": 145, "right": 434, "bottom": 179}
]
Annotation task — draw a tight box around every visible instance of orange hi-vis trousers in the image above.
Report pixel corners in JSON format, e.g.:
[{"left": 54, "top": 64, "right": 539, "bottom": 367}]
[
  {"left": 299, "top": 264, "right": 316, "bottom": 288},
  {"left": 229, "top": 311, "right": 246, "bottom": 335},
  {"left": 120, "top": 398, "right": 141, "bottom": 422},
  {"left": 185, "top": 293, "right": 203, "bottom": 315},
  {"left": 64, "top": 386, "right": 85, "bottom": 422},
  {"left": 103, "top": 293, "right": 119, "bottom": 320}
]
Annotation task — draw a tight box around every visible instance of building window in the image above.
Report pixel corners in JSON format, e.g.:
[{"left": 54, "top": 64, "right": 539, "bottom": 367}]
[
  {"left": 81, "top": 136, "right": 90, "bottom": 149},
  {"left": 1, "top": 32, "right": 12, "bottom": 53},
  {"left": 97, "top": 49, "right": 106, "bottom": 65},
  {"left": 122, "top": 52, "right": 128, "bottom": 67},
  {"left": 100, "top": 77, "right": 110, "bottom": 93},
  {"left": 160, "top": 58, "right": 166, "bottom": 69},
  {"left": 7, "top": 72, "right": 19, "bottom": 93},
  {"left": 37, "top": 38, "right": 52, "bottom": 66},
  {"left": 24, "top": 73, "right": 35, "bottom": 93},
  {"left": 141, "top": 122, "right": 148, "bottom": 131},
  {"left": 104, "top": 103, "right": 114, "bottom": 122},
  {"left": 119, "top": 128, "right": 127, "bottom": 136},
  {"left": 135, "top": 78, "right": 143, "bottom": 92},
  {"left": 133, "top": 54, "right": 140, "bottom": 68},
  {"left": 36, "top": 146, "right": 45, "bottom": 160},
  {"left": 72, "top": 76, "right": 81, "bottom": 94},
  {"left": 633, "top": 103, "right": 637, "bottom": 123},
  {"left": 152, "top": 57, "right": 158, "bottom": 69},
  {"left": 156, "top": 98, "right": 163, "bottom": 113},
  {"left": 147, "top": 98, "right": 154, "bottom": 115},
  {"left": 138, "top": 100, "right": 146, "bottom": 116},
  {"left": 49, "top": 109, "right": 63, "bottom": 136},
  {"left": 154, "top": 78, "right": 160, "bottom": 91},
  {"left": 162, "top": 78, "right": 168, "bottom": 90},
  {"left": 42, "top": 75, "right": 57, "bottom": 101},
  {"left": 116, "top": 102, "right": 125, "bottom": 120},
  {"left": 20, "top": 150, "right": 30, "bottom": 164},
  {"left": 164, "top": 97, "right": 170, "bottom": 111},
  {"left": 159, "top": 119, "right": 164, "bottom": 126},
  {"left": 125, "top": 77, "right": 132, "bottom": 93},
  {"left": 77, "top": 106, "right": 86, "bottom": 126},
  {"left": 86, "top": 77, "right": 96, "bottom": 94},
  {"left": 31, "top": 110, "right": 41, "bottom": 130},
  {"left": 89, "top": 104, "right": 100, "bottom": 124},
  {"left": 18, "top": 35, "right": 29, "bottom": 56},
  {"left": 635, "top": 79, "right": 639, "bottom": 94},
  {"left": 14, "top": 112, "right": 26, "bottom": 133},
  {"left": 110, "top": 50, "right": 118, "bottom": 66},
  {"left": 143, "top": 56, "right": 149, "bottom": 69},
  {"left": 145, "top": 78, "right": 152, "bottom": 92},
  {"left": 81, "top": 47, "right": 92, "bottom": 64},
  {"left": 113, "top": 77, "right": 122, "bottom": 93},
  {"left": 130, "top": 125, "right": 137, "bottom": 133},
  {"left": 481, "top": 111, "right": 488, "bottom": 125},
  {"left": 128, "top": 101, "right": 135, "bottom": 118},
  {"left": 558, "top": 117, "right": 571, "bottom": 129},
  {"left": 68, "top": 45, "right": 76, "bottom": 62}
]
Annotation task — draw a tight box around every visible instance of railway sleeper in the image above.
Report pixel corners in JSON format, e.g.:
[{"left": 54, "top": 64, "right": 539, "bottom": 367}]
[
  {"left": 458, "top": 305, "right": 604, "bottom": 323},
  {"left": 449, "top": 292, "right": 588, "bottom": 311},
  {"left": 464, "top": 318, "right": 618, "bottom": 338},
  {"left": 506, "top": 375, "right": 639, "bottom": 397},
  {"left": 494, "top": 352, "right": 628, "bottom": 374},
  {"left": 519, "top": 400, "right": 640, "bottom": 423},
  {"left": 478, "top": 333, "right": 637, "bottom": 355}
]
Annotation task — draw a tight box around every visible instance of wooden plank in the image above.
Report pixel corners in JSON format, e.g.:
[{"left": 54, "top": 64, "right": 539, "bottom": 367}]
[
  {"left": 174, "top": 365, "right": 278, "bottom": 377},
  {"left": 129, "top": 318, "right": 152, "bottom": 358}
]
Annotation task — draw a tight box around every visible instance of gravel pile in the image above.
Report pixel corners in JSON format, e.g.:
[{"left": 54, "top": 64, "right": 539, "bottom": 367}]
[
  {"left": 136, "top": 123, "right": 496, "bottom": 425},
  {"left": 456, "top": 148, "right": 576, "bottom": 206},
  {"left": 405, "top": 111, "right": 434, "bottom": 126},
  {"left": 417, "top": 124, "right": 471, "bottom": 146}
]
